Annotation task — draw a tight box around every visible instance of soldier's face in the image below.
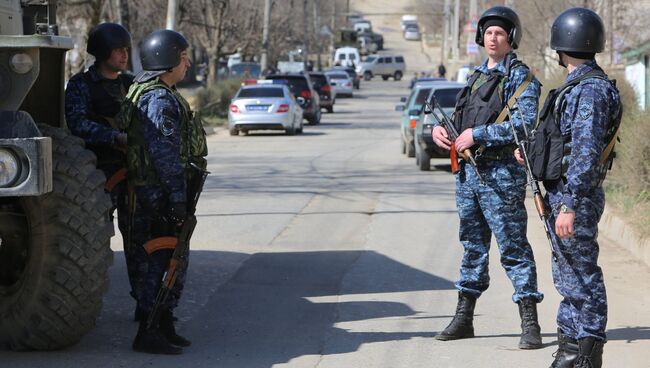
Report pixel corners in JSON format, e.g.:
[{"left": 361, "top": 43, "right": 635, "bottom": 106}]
[
  {"left": 169, "top": 50, "right": 191, "bottom": 84},
  {"left": 105, "top": 47, "right": 129, "bottom": 72},
  {"left": 483, "top": 26, "right": 510, "bottom": 59}
]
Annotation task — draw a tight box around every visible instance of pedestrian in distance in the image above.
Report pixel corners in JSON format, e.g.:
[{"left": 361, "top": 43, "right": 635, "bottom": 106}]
[
  {"left": 64, "top": 22, "right": 137, "bottom": 305},
  {"left": 120, "top": 29, "right": 208, "bottom": 355},
  {"left": 437, "top": 62, "right": 447, "bottom": 79},
  {"left": 515, "top": 8, "right": 622, "bottom": 368},
  {"left": 431, "top": 6, "right": 544, "bottom": 350}
]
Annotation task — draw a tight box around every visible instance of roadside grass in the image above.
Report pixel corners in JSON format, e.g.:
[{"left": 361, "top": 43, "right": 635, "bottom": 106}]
[{"left": 194, "top": 78, "right": 243, "bottom": 127}]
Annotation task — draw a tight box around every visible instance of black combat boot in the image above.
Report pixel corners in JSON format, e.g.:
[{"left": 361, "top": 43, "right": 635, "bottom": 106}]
[
  {"left": 435, "top": 292, "right": 477, "bottom": 341},
  {"left": 132, "top": 317, "right": 183, "bottom": 355},
  {"left": 574, "top": 337, "right": 604, "bottom": 368},
  {"left": 160, "top": 309, "right": 191, "bottom": 347},
  {"left": 550, "top": 329, "right": 579, "bottom": 368},
  {"left": 518, "top": 298, "right": 542, "bottom": 349}
]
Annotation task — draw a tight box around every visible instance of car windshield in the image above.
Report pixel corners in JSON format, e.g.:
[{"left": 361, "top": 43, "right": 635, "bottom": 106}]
[
  {"left": 432, "top": 88, "right": 462, "bottom": 108},
  {"left": 237, "top": 87, "right": 285, "bottom": 98},
  {"left": 267, "top": 76, "right": 309, "bottom": 96},
  {"left": 328, "top": 73, "right": 349, "bottom": 79},
  {"left": 365, "top": 56, "right": 377, "bottom": 63},
  {"left": 412, "top": 88, "right": 432, "bottom": 110},
  {"left": 229, "top": 64, "right": 261, "bottom": 78}
]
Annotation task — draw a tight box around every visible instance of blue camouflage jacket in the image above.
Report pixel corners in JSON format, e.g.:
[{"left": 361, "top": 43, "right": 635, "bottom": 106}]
[
  {"left": 549, "top": 60, "right": 621, "bottom": 209},
  {"left": 65, "top": 64, "right": 120, "bottom": 145},
  {"left": 471, "top": 54, "right": 541, "bottom": 147},
  {"left": 137, "top": 87, "right": 187, "bottom": 204}
]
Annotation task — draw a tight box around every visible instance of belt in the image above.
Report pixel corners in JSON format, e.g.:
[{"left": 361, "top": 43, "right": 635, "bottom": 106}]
[{"left": 474, "top": 144, "right": 516, "bottom": 161}]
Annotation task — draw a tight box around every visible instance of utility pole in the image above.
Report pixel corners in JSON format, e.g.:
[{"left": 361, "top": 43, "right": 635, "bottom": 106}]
[
  {"left": 441, "top": 0, "right": 449, "bottom": 62},
  {"left": 303, "top": 0, "right": 310, "bottom": 71},
  {"left": 313, "top": 1, "right": 322, "bottom": 71},
  {"left": 166, "top": 0, "right": 178, "bottom": 30},
  {"left": 609, "top": 0, "right": 615, "bottom": 65},
  {"left": 452, "top": 0, "right": 460, "bottom": 61},
  {"left": 261, "top": 0, "right": 271, "bottom": 73}
]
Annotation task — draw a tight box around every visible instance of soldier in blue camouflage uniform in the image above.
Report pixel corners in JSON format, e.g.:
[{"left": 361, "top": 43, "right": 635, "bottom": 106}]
[
  {"left": 532, "top": 9, "right": 621, "bottom": 368},
  {"left": 64, "top": 23, "right": 138, "bottom": 302},
  {"left": 122, "top": 29, "right": 207, "bottom": 355},
  {"left": 431, "top": 6, "right": 544, "bottom": 350}
]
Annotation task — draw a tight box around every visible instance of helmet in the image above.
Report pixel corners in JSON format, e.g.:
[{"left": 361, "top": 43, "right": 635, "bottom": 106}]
[
  {"left": 475, "top": 6, "right": 522, "bottom": 49},
  {"left": 87, "top": 23, "right": 131, "bottom": 61},
  {"left": 551, "top": 7, "right": 605, "bottom": 53},
  {"left": 139, "top": 29, "right": 189, "bottom": 71}
]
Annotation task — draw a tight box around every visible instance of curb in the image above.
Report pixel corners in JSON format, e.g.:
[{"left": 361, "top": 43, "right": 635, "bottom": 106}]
[
  {"left": 204, "top": 126, "right": 226, "bottom": 136},
  {"left": 600, "top": 205, "right": 650, "bottom": 268}
]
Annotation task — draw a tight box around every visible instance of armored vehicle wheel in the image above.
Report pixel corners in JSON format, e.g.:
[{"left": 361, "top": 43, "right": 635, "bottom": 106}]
[{"left": 0, "top": 126, "right": 113, "bottom": 350}]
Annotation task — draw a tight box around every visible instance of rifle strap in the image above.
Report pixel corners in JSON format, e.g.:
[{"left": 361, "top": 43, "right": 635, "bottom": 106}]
[
  {"left": 495, "top": 69, "right": 532, "bottom": 125},
  {"left": 599, "top": 123, "right": 621, "bottom": 164},
  {"left": 144, "top": 236, "right": 178, "bottom": 254},
  {"left": 105, "top": 167, "right": 127, "bottom": 193}
]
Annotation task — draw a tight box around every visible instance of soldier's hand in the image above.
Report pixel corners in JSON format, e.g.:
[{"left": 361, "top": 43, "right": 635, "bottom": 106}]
[
  {"left": 555, "top": 212, "right": 576, "bottom": 239},
  {"left": 114, "top": 133, "right": 128, "bottom": 150},
  {"left": 514, "top": 148, "right": 525, "bottom": 165},
  {"left": 455, "top": 128, "right": 474, "bottom": 152},
  {"left": 432, "top": 126, "right": 451, "bottom": 150}
]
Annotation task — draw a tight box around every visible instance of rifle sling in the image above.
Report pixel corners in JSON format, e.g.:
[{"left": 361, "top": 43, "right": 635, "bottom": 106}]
[
  {"left": 144, "top": 236, "right": 178, "bottom": 254},
  {"left": 599, "top": 123, "right": 620, "bottom": 164}
]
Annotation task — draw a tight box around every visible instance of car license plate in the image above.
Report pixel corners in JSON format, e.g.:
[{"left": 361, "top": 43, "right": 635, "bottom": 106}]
[{"left": 246, "top": 105, "right": 270, "bottom": 111}]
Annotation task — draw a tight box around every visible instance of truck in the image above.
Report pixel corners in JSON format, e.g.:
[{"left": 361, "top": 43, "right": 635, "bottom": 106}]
[{"left": 0, "top": 0, "right": 113, "bottom": 350}]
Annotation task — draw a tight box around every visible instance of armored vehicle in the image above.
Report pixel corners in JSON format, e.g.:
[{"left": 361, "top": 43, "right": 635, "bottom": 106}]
[{"left": 0, "top": 0, "right": 113, "bottom": 350}]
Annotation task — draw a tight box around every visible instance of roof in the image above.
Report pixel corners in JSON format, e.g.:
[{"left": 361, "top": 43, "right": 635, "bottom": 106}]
[
  {"left": 414, "top": 81, "right": 464, "bottom": 89},
  {"left": 621, "top": 40, "right": 650, "bottom": 63}
]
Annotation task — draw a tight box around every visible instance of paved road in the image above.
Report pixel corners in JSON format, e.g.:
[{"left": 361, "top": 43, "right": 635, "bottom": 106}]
[{"left": 2, "top": 78, "right": 649, "bottom": 368}]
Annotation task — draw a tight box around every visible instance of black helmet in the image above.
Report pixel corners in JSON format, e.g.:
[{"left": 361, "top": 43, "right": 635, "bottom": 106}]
[
  {"left": 139, "top": 29, "right": 189, "bottom": 71},
  {"left": 551, "top": 7, "right": 605, "bottom": 53},
  {"left": 87, "top": 23, "right": 131, "bottom": 61},
  {"left": 475, "top": 6, "right": 522, "bottom": 49}
]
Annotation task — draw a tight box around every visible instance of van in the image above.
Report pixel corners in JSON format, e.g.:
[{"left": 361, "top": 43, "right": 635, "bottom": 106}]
[
  {"left": 401, "top": 15, "right": 418, "bottom": 30},
  {"left": 334, "top": 47, "right": 361, "bottom": 68},
  {"left": 358, "top": 54, "right": 406, "bottom": 81}
]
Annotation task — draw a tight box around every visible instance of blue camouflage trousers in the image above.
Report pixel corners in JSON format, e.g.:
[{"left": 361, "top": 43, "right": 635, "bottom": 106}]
[
  {"left": 547, "top": 188, "right": 607, "bottom": 340},
  {"left": 131, "top": 186, "right": 189, "bottom": 313},
  {"left": 455, "top": 157, "right": 543, "bottom": 303}
]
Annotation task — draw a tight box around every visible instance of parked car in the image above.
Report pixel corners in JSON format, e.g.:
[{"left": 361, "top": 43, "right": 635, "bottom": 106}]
[
  {"left": 358, "top": 31, "right": 384, "bottom": 50},
  {"left": 401, "top": 15, "right": 417, "bottom": 30},
  {"left": 228, "top": 80, "right": 304, "bottom": 136},
  {"left": 403, "top": 24, "right": 421, "bottom": 41},
  {"left": 326, "top": 71, "right": 354, "bottom": 98},
  {"left": 346, "top": 14, "right": 364, "bottom": 27},
  {"left": 358, "top": 35, "right": 378, "bottom": 56},
  {"left": 415, "top": 82, "right": 464, "bottom": 170},
  {"left": 334, "top": 46, "right": 360, "bottom": 68},
  {"left": 309, "top": 72, "right": 335, "bottom": 113},
  {"left": 265, "top": 74, "right": 321, "bottom": 124},
  {"left": 395, "top": 82, "right": 436, "bottom": 157},
  {"left": 330, "top": 66, "right": 360, "bottom": 89},
  {"left": 412, "top": 77, "right": 447, "bottom": 88},
  {"left": 358, "top": 55, "right": 405, "bottom": 81}
]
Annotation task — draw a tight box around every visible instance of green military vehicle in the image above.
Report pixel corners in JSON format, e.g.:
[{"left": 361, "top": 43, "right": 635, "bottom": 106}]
[
  {"left": 0, "top": 0, "right": 113, "bottom": 350},
  {"left": 334, "top": 29, "right": 358, "bottom": 49}
]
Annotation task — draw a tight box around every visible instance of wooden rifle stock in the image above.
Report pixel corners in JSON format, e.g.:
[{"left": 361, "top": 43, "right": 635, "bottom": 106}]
[{"left": 450, "top": 142, "right": 459, "bottom": 173}]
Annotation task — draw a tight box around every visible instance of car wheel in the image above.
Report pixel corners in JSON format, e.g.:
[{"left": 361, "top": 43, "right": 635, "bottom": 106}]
[
  {"left": 297, "top": 120, "right": 303, "bottom": 133},
  {"left": 327, "top": 106, "right": 333, "bottom": 113},
  {"left": 285, "top": 124, "right": 296, "bottom": 135},
  {"left": 401, "top": 138, "right": 406, "bottom": 154},
  {"left": 407, "top": 141, "right": 415, "bottom": 157},
  {"left": 381, "top": 75, "right": 390, "bottom": 81},
  {"left": 418, "top": 148, "right": 431, "bottom": 171},
  {"left": 364, "top": 72, "right": 372, "bottom": 81},
  {"left": 313, "top": 110, "right": 321, "bottom": 124},
  {"left": 229, "top": 127, "right": 238, "bottom": 136},
  {"left": 394, "top": 71, "right": 403, "bottom": 81}
]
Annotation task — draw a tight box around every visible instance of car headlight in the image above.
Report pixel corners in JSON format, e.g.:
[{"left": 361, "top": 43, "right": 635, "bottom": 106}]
[
  {"left": 9, "top": 53, "right": 34, "bottom": 74},
  {"left": 0, "top": 148, "right": 22, "bottom": 187}
]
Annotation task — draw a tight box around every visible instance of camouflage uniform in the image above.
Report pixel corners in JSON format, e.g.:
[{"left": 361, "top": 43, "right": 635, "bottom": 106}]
[
  {"left": 545, "top": 59, "right": 620, "bottom": 341},
  {"left": 452, "top": 55, "right": 543, "bottom": 303},
  {"left": 131, "top": 87, "right": 189, "bottom": 313},
  {"left": 64, "top": 65, "right": 135, "bottom": 293}
]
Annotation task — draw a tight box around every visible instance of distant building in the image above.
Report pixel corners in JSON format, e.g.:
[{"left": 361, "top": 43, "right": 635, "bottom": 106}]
[{"left": 622, "top": 40, "right": 650, "bottom": 109}]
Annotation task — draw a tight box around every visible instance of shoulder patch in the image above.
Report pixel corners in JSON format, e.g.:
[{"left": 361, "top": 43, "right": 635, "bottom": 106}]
[
  {"left": 577, "top": 97, "right": 594, "bottom": 121},
  {"left": 161, "top": 118, "right": 175, "bottom": 137}
]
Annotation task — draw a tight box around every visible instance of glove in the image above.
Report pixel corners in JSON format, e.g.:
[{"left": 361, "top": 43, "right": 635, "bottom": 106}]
[{"left": 166, "top": 202, "right": 187, "bottom": 225}]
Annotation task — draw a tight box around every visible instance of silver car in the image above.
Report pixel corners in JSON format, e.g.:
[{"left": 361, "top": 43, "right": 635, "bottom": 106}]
[
  {"left": 404, "top": 24, "right": 421, "bottom": 41},
  {"left": 228, "top": 81, "right": 304, "bottom": 136},
  {"left": 326, "top": 71, "right": 354, "bottom": 97}
]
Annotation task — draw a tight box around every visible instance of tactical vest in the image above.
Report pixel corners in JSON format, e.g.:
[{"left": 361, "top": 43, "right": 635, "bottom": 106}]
[
  {"left": 454, "top": 69, "right": 506, "bottom": 133},
  {"left": 82, "top": 71, "right": 133, "bottom": 168},
  {"left": 119, "top": 78, "right": 208, "bottom": 188},
  {"left": 527, "top": 67, "right": 622, "bottom": 187}
]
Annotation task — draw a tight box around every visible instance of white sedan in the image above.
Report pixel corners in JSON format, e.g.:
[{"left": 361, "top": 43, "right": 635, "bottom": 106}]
[
  {"left": 325, "top": 71, "right": 354, "bottom": 98},
  {"left": 228, "top": 80, "right": 304, "bottom": 136}
]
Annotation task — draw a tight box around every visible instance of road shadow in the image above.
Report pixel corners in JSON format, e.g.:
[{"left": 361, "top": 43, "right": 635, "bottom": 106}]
[
  {"left": 237, "top": 131, "right": 326, "bottom": 137},
  {"left": 606, "top": 327, "right": 650, "bottom": 342},
  {"left": 433, "top": 164, "right": 453, "bottom": 173},
  {"left": 0, "top": 250, "right": 453, "bottom": 368}
]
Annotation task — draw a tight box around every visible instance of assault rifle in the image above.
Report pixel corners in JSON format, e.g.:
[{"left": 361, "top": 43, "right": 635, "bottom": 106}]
[
  {"left": 147, "top": 163, "right": 210, "bottom": 329},
  {"left": 505, "top": 99, "right": 559, "bottom": 260},
  {"left": 424, "top": 97, "right": 483, "bottom": 183}
]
